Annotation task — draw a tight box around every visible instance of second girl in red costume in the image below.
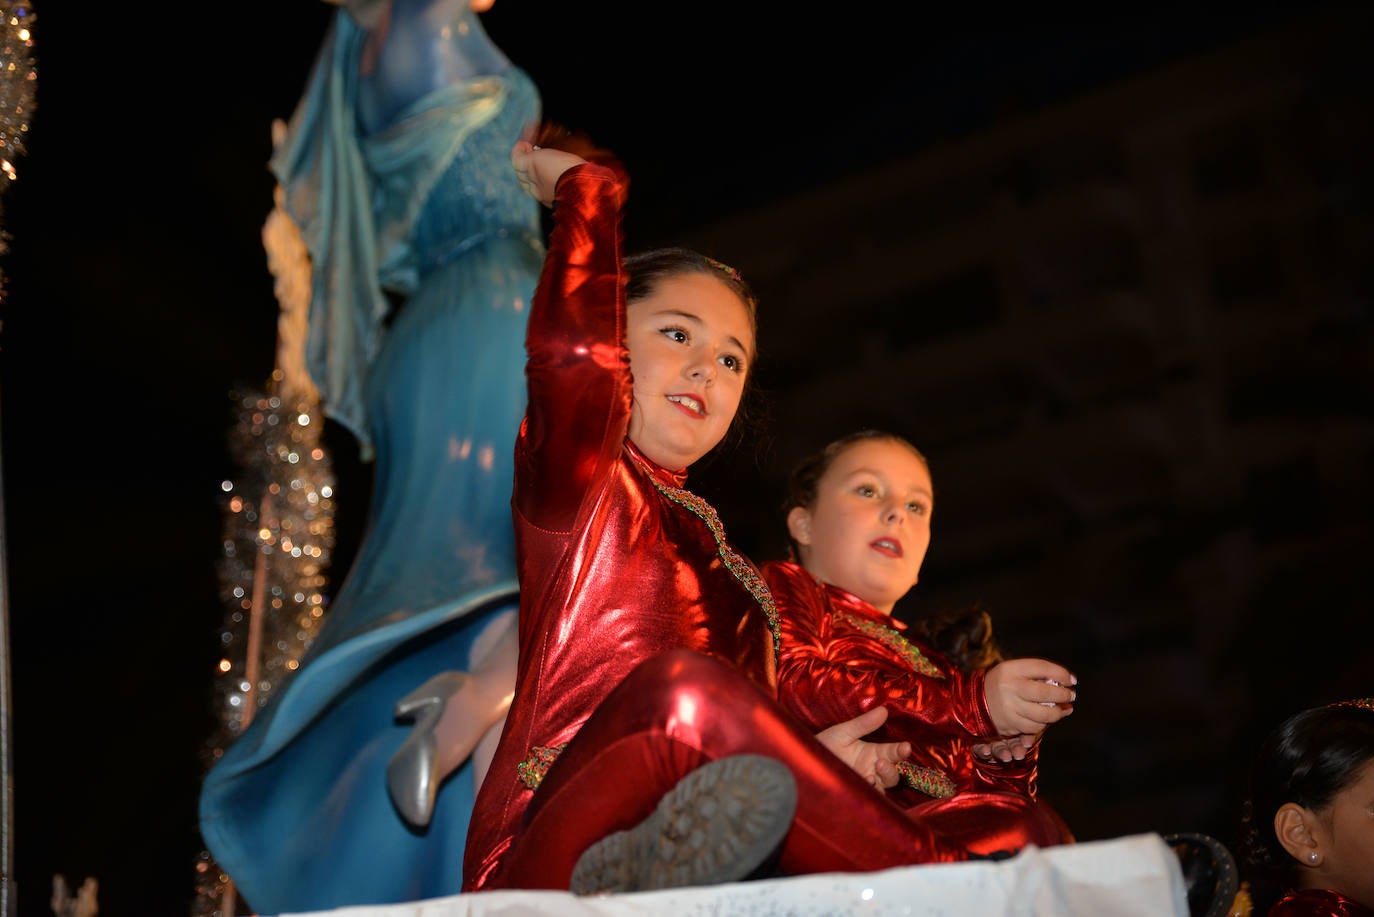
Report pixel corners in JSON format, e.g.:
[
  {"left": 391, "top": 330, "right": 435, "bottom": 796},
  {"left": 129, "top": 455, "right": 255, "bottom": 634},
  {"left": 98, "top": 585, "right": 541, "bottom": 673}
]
[{"left": 765, "top": 429, "right": 1079, "bottom": 855}]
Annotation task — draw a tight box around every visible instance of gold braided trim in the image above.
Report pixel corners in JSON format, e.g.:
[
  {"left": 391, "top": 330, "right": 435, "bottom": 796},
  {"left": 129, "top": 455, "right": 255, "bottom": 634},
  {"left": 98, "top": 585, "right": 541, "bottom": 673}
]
[
  {"left": 639, "top": 466, "right": 782, "bottom": 660},
  {"left": 516, "top": 743, "right": 568, "bottom": 790},
  {"left": 840, "top": 613, "right": 943, "bottom": 677},
  {"left": 897, "top": 760, "right": 956, "bottom": 799}
]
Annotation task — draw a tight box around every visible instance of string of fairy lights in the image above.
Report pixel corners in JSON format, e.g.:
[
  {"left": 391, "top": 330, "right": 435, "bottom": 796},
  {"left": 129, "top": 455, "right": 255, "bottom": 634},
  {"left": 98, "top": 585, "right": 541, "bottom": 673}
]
[
  {"left": 191, "top": 377, "right": 337, "bottom": 917},
  {"left": 0, "top": 1, "right": 34, "bottom": 311}
]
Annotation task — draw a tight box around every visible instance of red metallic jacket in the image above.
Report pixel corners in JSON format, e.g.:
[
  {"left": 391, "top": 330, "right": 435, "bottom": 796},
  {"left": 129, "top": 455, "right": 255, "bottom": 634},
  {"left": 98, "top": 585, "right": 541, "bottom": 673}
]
[{"left": 766, "top": 559, "right": 1039, "bottom": 805}]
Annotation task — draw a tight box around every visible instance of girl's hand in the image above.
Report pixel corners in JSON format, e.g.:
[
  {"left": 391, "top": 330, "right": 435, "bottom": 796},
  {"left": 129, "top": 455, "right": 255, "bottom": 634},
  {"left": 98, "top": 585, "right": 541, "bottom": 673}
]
[
  {"left": 983, "top": 657, "right": 1076, "bottom": 736},
  {"left": 971, "top": 733, "right": 1039, "bottom": 763},
  {"left": 815, "top": 705, "right": 911, "bottom": 790},
  {"left": 510, "top": 140, "right": 587, "bottom": 207}
]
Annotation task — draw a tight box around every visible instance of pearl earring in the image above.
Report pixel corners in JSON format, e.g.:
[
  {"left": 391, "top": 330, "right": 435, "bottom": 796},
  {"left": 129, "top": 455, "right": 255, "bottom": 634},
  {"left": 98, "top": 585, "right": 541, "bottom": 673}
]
[{"left": 1308, "top": 850, "right": 1320, "bottom": 864}]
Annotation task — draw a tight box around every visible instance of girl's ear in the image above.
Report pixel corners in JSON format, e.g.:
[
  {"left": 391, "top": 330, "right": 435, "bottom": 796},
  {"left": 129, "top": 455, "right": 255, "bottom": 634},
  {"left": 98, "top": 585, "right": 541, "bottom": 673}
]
[
  {"left": 787, "top": 506, "right": 813, "bottom": 546},
  {"left": 1274, "top": 802, "right": 1323, "bottom": 867}
]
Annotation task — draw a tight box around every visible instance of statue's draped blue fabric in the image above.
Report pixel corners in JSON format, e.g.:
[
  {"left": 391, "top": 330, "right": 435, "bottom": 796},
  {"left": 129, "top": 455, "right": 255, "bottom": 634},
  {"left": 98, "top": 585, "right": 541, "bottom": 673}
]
[{"left": 198, "top": 12, "right": 542, "bottom": 912}]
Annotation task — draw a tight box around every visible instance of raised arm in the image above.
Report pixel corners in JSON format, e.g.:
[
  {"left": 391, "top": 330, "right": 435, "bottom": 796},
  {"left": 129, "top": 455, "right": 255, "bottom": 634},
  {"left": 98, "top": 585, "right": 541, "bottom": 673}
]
[{"left": 512, "top": 143, "right": 632, "bottom": 530}]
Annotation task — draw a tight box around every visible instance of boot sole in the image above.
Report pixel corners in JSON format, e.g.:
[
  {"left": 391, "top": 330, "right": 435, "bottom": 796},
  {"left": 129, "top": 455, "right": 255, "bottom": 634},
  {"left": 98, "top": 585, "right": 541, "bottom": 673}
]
[{"left": 570, "top": 753, "right": 797, "bottom": 895}]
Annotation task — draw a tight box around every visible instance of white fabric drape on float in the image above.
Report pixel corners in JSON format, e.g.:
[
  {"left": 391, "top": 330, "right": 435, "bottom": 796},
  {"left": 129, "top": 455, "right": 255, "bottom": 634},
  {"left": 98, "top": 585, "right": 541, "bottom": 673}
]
[{"left": 277, "top": 833, "right": 1188, "bottom": 917}]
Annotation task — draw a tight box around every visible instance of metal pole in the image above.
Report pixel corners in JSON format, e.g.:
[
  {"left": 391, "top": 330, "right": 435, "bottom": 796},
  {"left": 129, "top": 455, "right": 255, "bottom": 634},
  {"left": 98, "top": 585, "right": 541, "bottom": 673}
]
[{"left": 0, "top": 401, "right": 16, "bottom": 917}]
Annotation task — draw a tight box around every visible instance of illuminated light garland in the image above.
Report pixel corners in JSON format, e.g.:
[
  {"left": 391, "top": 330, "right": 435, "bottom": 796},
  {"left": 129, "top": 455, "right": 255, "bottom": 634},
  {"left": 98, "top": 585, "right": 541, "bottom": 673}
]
[
  {"left": 0, "top": 1, "right": 35, "bottom": 308},
  {"left": 191, "top": 377, "right": 337, "bottom": 917}
]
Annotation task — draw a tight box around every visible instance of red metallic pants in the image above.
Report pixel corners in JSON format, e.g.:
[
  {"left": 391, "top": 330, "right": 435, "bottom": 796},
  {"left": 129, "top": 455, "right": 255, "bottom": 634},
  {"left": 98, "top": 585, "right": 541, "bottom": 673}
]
[{"left": 489, "top": 649, "right": 1069, "bottom": 889}]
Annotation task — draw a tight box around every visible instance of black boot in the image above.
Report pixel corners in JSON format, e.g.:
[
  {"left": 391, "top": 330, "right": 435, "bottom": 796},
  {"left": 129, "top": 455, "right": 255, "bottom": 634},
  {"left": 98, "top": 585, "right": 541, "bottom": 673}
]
[
  {"left": 1162, "top": 831, "right": 1240, "bottom": 917},
  {"left": 570, "top": 754, "right": 797, "bottom": 895}
]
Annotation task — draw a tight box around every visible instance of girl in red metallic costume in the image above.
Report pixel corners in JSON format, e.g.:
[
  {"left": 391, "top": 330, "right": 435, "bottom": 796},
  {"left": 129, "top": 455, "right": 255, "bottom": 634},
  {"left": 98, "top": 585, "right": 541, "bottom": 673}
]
[
  {"left": 462, "top": 138, "right": 1066, "bottom": 895},
  {"left": 763, "top": 430, "right": 1080, "bottom": 855},
  {"left": 1233, "top": 697, "right": 1374, "bottom": 917}
]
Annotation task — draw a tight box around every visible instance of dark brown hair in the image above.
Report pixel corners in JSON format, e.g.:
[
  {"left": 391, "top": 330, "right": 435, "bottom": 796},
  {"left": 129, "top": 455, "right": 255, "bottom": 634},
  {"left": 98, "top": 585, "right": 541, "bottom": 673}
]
[
  {"left": 1235, "top": 699, "right": 1374, "bottom": 913},
  {"left": 623, "top": 247, "right": 759, "bottom": 344}
]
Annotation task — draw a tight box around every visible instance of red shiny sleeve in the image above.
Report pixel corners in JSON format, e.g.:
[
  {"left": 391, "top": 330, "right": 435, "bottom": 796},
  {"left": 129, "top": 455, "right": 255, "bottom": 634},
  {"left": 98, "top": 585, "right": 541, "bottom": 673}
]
[
  {"left": 516, "top": 162, "right": 631, "bottom": 530},
  {"left": 1270, "top": 889, "right": 1373, "bottom": 916},
  {"left": 772, "top": 565, "right": 994, "bottom": 744}
]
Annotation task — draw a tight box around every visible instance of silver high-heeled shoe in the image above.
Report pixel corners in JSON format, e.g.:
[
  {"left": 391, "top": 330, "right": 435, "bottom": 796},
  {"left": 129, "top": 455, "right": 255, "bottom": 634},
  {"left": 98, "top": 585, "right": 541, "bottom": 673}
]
[{"left": 387, "top": 670, "right": 469, "bottom": 829}]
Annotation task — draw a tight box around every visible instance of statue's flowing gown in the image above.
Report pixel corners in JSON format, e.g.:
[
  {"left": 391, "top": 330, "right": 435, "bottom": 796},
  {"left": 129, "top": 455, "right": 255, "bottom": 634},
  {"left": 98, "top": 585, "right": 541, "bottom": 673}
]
[{"left": 198, "top": 12, "right": 542, "bottom": 912}]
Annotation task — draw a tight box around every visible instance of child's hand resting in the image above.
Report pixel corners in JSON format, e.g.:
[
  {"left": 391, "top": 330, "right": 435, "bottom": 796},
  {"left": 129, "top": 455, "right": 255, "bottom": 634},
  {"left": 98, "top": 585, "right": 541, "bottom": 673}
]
[
  {"left": 815, "top": 705, "right": 912, "bottom": 790},
  {"left": 971, "top": 733, "right": 1039, "bottom": 763},
  {"left": 983, "top": 657, "right": 1076, "bottom": 737}
]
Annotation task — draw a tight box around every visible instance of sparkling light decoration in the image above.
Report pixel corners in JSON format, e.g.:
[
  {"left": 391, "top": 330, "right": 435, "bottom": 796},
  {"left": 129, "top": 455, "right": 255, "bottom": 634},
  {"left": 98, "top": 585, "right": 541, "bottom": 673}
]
[
  {"left": 203, "top": 380, "right": 336, "bottom": 749},
  {"left": 192, "top": 379, "right": 337, "bottom": 917},
  {"left": 192, "top": 157, "right": 336, "bottom": 916},
  {"left": 0, "top": 1, "right": 35, "bottom": 309}
]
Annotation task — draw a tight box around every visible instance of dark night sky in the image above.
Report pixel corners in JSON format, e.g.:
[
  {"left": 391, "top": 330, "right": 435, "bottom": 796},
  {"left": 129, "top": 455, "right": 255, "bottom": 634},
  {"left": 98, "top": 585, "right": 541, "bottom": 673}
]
[{"left": 0, "top": 4, "right": 1358, "bottom": 917}]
